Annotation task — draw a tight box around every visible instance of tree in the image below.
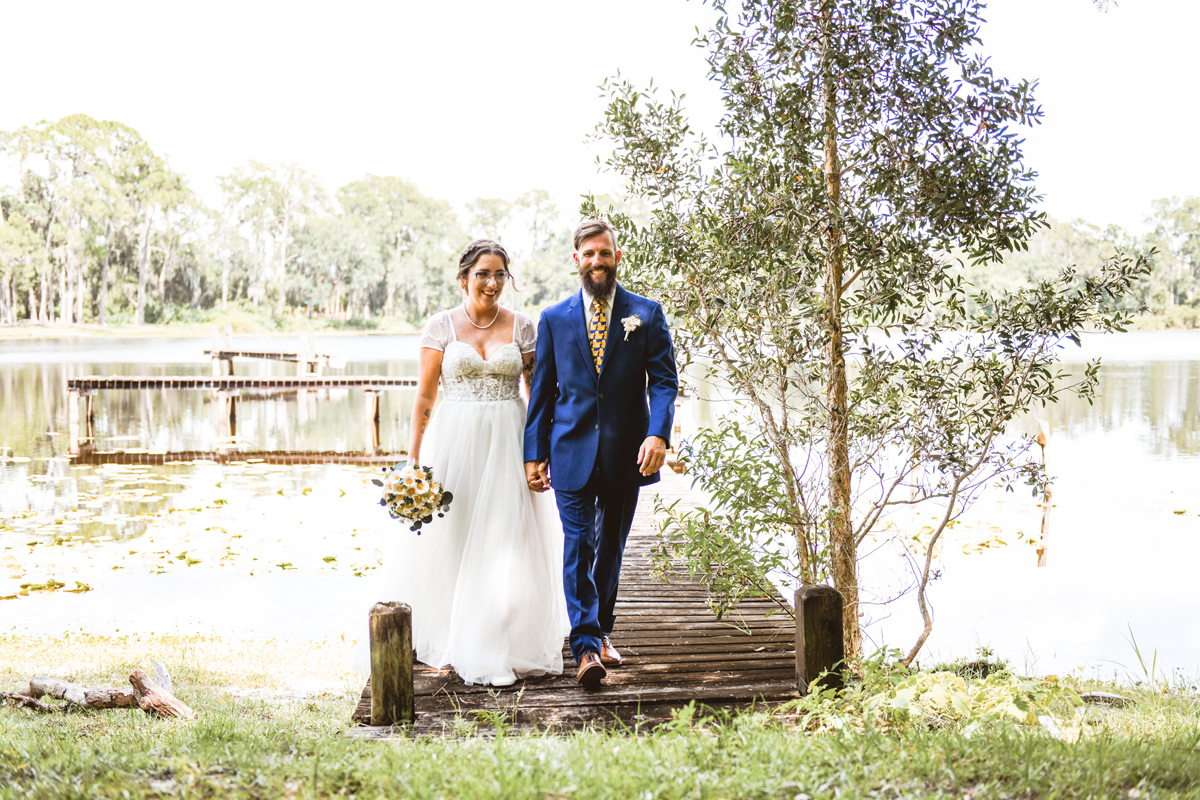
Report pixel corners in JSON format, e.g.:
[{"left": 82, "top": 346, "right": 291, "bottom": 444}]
[
  {"left": 219, "top": 161, "right": 328, "bottom": 313},
  {"left": 292, "top": 214, "right": 381, "bottom": 318},
  {"left": 0, "top": 114, "right": 191, "bottom": 325},
  {"left": 337, "top": 175, "right": 462, "bottom": 321},
  {"left": 0, "top": 204, "right": 42, "bottom": 324},
  {"left": 1146, "top": 197, "right": 1200, "bottom": 317},
  {"left": 594, "top": 0, "right": 1149, "bottom": 660},
  {"left": 465, "top": 198, "right": 513, "bottom": 241}
]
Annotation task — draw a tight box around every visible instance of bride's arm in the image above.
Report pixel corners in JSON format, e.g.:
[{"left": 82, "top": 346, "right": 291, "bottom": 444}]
[
  {"left": 407, "top": 347, "right": 443, "bottom": 465},
  {"left": 521, "top": 352, "right": 536, "bottom": 403}
]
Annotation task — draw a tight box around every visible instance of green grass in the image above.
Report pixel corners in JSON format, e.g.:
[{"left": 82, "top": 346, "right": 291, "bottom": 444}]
[
  {"left": 4, "top": 688, "right": 1200, "bottom": 799},
  {"left": 4, "top": 636, "right": 1200, "bottom": 798}
]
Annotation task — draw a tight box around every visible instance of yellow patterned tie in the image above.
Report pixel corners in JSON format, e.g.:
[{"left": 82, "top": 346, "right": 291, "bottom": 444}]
[{"left": 588, "top": 298, "right": 608, "bottom": 372}]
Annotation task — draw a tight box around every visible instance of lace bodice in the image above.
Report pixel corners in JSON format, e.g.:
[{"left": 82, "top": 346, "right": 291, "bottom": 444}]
[{"left": 421, "top": 309, "right": 535, "bottom": 403}]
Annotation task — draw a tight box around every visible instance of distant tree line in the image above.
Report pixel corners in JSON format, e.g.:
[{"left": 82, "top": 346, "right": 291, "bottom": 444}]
[
  {"left": 0, "top": 114, "right": 581, "bottom": 326},
  {"left": 965, "top": 206, "right": 1200, "bottom": 326}
]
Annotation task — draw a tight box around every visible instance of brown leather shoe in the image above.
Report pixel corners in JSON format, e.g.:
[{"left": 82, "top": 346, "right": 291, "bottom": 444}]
[
  {"left": 599, "top": 635, "right": 623, "bottom": 667},
  {"left": 576, "top": 651, "right": 606, "bottom": 690}
]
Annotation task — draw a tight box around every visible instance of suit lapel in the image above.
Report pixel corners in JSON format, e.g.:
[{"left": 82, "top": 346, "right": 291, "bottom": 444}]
[
  {"left": 599, "top": 286, "right": 628, "bottom": 379},
  {"left": 567, "top": 291, "right": 596, "bottom": 382}
]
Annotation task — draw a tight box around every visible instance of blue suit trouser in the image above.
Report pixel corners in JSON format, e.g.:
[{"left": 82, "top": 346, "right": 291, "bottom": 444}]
[{"left": 554, "top": 458, "right": 640, "bottom": 663}]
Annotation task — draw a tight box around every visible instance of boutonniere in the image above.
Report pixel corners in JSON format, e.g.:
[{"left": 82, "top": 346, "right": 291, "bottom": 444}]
[{"left": 621, "top": 314, "right": 642, "bottom": 341}]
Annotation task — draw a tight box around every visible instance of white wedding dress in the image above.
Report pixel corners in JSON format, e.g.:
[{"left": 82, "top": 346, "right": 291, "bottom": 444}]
[{"left": 359, "top": 310, "right": 570, "bottom": 686}]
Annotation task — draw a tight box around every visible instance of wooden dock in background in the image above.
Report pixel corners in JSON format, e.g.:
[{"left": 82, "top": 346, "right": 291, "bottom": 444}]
[
  {"left": 64, "top": 376, "right": 418, "bottom": 457},
  {"left": 68, "top": 449, "right": 403, "bottom": 467},
  {"left": 347, "top": 471, "right": 798, "bottom": 738},
  {"left": 66, "top": 376, "right": 417, "bottom": 391}
]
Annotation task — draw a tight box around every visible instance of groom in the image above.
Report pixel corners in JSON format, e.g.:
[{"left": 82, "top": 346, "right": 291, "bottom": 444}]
[{"left": 524, "top": 220, "right": 678, "bottom": 690}]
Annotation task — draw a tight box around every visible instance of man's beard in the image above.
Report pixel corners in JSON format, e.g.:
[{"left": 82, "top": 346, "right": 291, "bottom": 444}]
[{"left": 580, "top": 266, "right": 616, "bottom": 298}]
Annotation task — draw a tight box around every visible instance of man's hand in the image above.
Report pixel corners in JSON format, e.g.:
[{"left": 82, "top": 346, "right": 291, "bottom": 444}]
[
  {"left": 636, "top": 436, "right": 668, "bottom": 477},
  {"left": 524, "top": 460, "right": 550, "bottom": 492}
]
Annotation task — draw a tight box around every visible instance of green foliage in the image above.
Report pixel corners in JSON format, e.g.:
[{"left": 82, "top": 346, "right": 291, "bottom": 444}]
[
  {"left": 653, "top": 417, "right": 814, "bottom": 620},
  {"left": 593, "top": 0, "right": 1152, "bottom": 660},
  {"left": 931, "top": 646, "right": 1010, "bottom": 681},
  {"left": 793, "top": 665, "right": 1079, "bottom": 733}
]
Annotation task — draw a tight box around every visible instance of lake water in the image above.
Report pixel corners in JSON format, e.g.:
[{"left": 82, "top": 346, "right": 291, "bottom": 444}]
[{"left": 1, "top": 332, "right": 1198, "bottom": 682}]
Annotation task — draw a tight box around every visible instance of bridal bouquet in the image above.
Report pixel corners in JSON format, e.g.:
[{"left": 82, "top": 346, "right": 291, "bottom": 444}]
[{"left": 374, "top": 462, "right": 454, "bottom": 533}]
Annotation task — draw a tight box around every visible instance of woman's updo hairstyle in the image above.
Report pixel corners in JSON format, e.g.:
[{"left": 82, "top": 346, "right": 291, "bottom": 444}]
[{"left": 456, "top": 239, "right": 518, "bottom": 291}]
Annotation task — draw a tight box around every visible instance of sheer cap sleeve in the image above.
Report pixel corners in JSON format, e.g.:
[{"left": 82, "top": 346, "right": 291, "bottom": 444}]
[
  {"left": 515, "top": 312, "right": 538, "bottom": 354},
  {"left": 420, "top": 311, "right": 450, "bottom": 351}
]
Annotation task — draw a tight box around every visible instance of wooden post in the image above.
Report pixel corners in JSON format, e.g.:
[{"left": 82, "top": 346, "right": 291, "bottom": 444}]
[
  {"left": 82, "top": 391, "right": 96, "bottom": 451},
  {"left": 364, "top": 390, "right": 381, "bottom": 455},
  {"left": 795, "top": 585, "right": 845, "bottom": 695},
  {"left": 369, "top": 601, "right": 414, "bottom": 726},
  {"left": 216, "top": 392, "right": 236, "bottom": 452},
  {"left": 68, "top": 388, "right": 80, "bottom": 456},
  {"left": 298, "top": 332, "right": 313, "bottom": 376}
]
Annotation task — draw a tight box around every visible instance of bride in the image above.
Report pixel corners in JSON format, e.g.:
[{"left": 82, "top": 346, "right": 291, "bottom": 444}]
[{"left": 366, "top": 239, "right": 569, "bottom": 686}]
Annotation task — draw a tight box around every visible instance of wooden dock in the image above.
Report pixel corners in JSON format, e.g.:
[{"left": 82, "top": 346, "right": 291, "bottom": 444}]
[
  {"left": 64, "top": 376, "right": 418, "bottom": 456},
  {"left": 347, "top": 471, "right": 798, "bottom": 738},
  {"left": 66, "top": 376, "right": 417, "bottom": 391},
  {"left": 68, "top": 449, "right": 403, "bottom": 467},
  {"left": 204, "top": 348, "right": 346, "bottom": 374}
]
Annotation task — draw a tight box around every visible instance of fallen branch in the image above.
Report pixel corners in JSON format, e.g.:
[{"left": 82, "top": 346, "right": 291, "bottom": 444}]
[
  {"left": 28, "top": 677, "right": 87, "bottom": 707},
  {"left": 84, "top": 687, "right": 137, "bottom": 708},
  {"left": 130, "top": 669, "right": 195, "bottom": 720},
  {"left": 1, "top": 692, "right": 56, "bottom": 713}
]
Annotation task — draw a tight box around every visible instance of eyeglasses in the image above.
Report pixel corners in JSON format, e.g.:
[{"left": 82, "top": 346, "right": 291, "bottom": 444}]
[{"left": 472, "top": 271, "right": 508, "bottom": 284}]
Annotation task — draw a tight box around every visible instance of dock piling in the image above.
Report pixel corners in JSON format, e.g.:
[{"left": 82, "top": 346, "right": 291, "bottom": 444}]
[
  {"left": 369, "top": 601, "right": 414, "bottom": 727},
  {"left": 364, "top": 390, "right": 381, "bottom": 455},
  {"left": 795, "top": 585, "right": 845, "bottom": 695},
  {"left": 68, "top": 388, "right": 81, "bottom": 456}
]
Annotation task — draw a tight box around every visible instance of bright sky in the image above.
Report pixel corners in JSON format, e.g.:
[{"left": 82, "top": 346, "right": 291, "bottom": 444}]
[{"left": 3, "top": 0, "right": 1196, "bottom": 233}]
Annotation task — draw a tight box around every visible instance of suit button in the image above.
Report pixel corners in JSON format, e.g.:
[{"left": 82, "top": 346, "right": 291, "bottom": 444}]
[
  {"left": 599, "top": 393, "right": 604, "bottom": 399},
  {"left": 594, "top": 424, "right": 599, "bottom": 430}
]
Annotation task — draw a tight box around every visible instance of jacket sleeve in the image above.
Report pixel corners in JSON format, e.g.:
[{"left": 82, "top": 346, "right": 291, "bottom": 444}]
[
  {"left": 644, "top": 302, "right": 678, "bottom": 445},
  {"left": 523, "top": 314, "right": 558, "bottom": 463}
]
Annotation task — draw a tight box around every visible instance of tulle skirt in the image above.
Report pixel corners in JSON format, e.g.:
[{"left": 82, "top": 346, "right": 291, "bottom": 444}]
[{"left": 356, "top": 397, "right": 569, "bottom": 686}]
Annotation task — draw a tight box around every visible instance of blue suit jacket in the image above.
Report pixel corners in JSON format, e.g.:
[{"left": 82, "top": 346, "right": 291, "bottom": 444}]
[{"left": 524, "top": 285, "right": 678, "bottom": 493}]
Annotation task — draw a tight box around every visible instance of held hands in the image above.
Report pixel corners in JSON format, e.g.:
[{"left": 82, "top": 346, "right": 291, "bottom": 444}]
[
  {"left": 524, "top": 460, "right": 550, "bottom": 492},
  {"left": 637, "top": 436, "right": 668, "bottom": 477},
  {"left": 525, "top": 438, "right": 664, "bottom": 488}
]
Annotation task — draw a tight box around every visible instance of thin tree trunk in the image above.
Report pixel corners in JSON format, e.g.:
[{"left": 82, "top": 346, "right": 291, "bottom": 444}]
[
  {"left": 58, "top": 263, "right": 68, "bottom": 324},
  {"left": 65, "top": 215, "right": 81, "bottom": 324},
  {"left": 98, "top": 222, "right": 111, "bottom": 326},
  {"left": 158, "top": 232, "right": 175, "bottom": 304},
  {"left": 135, "top": 205, "right": 154, "bottom": 325},
  {"left": 74, "top": 230, "right": 85, "bottom": 323},
  {"left": 820, "top": 1, "right": 861, "bottom": 658}
]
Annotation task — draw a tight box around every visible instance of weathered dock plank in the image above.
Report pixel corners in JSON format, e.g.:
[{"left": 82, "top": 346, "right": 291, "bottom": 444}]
[{"left": 348, "top": 470, "right": 798, "bottom": 736}]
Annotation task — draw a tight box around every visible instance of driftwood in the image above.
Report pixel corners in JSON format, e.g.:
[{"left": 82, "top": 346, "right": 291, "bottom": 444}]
[
  {"left": 1, "top": 692, "right": 55, "bottom": 713},
  {"left": 25, "top": 678, "right": 137, "bottom": 710},
  {"left": 129, "top": 669, "right": 195, "bottom": 720},
  {"left": 28, "top": 677, "right": 88, "bottom": 707},
  {"left": 84, "top": 687, "right": 137, "bottom": 708},
  {"left": 3, "top": 665, "right": 183, "bottom": 718},
  {"left": 152, "top": 659, "right": 175, "bottom": 696}
]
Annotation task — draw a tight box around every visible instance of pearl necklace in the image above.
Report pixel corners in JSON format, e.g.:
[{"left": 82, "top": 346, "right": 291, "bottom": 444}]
[{"left": 463, "top": 302, "right": 500, "bottom": 329}]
